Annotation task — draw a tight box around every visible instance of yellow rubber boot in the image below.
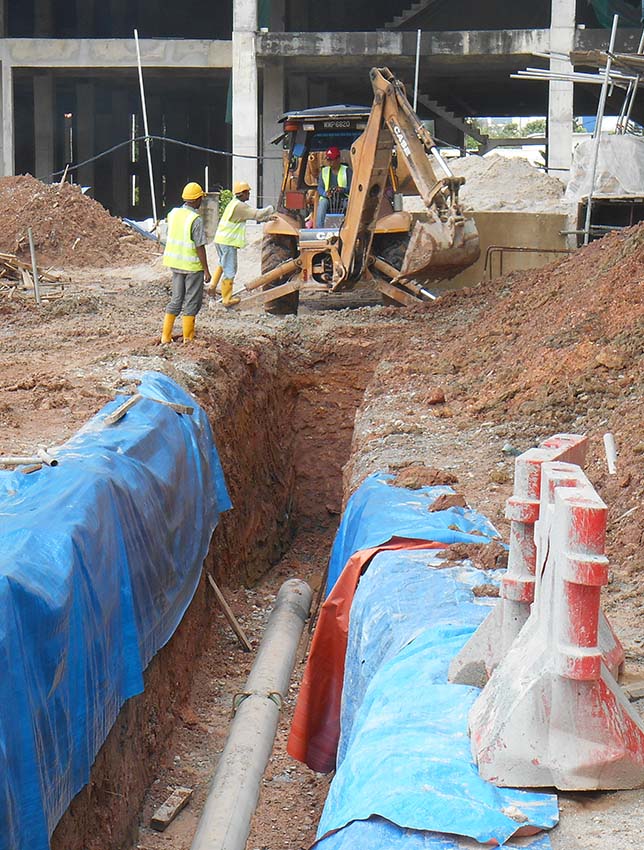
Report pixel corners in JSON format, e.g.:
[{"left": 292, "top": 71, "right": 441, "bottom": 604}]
[
  {"left": 182, "top": 315, "right": 195, "bottom": 342},
  {"left": 221, "top": 278, "right": 240, "bottom": 307},
  {"left": 161, "top": 313, "right": 176, "bottom": 344},
  {"left": 208, "top": 265, "right": 223, "bottom": 293}
]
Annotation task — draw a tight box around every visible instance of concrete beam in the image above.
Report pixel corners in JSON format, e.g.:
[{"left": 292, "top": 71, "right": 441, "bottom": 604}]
[
  {"left": 2, "top": 38, "right": 232, "bottom": 69},
  {"left": 257, "top": 29, "right": 551, "bottom": 59}
]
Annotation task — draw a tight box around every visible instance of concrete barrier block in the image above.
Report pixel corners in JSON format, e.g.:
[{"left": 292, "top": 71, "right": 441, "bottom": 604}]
[
  {"left": 469, "top": 472, "right": 644, "bottom": 791},
  {"left": 449, "top": 434, "right": 588, "bottom": 685}
]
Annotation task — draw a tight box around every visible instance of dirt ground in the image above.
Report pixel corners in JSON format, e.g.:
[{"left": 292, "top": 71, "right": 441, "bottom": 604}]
[{"left": 0, "top": 192, "right": 642, "bottom": 850}]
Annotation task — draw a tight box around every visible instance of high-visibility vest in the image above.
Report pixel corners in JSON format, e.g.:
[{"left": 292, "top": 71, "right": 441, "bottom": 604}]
[
  {"left": 321, "top": 164, "right": 348, "bottom": 193},
  {"left": 162, "top": 206, "right": 203, "bottom": 271},
  {"left": 215, "top": 198, "right": 247, "bottom": 248}
]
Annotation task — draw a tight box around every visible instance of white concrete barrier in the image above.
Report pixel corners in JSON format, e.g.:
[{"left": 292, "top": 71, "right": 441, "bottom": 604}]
[
  {"left": 468, "top": 462, "right": 644, "bottom": 791},
  {"left": 449, "top": 433, "right": 590, "bottom": 686}
]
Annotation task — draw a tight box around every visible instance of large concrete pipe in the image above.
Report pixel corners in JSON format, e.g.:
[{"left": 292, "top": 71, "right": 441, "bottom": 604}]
[{"left": 190, "top": 578, "right": 313, "bottom": 850}]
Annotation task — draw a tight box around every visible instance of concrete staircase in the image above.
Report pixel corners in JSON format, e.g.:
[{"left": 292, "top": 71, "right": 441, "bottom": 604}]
[
  {"left": 385, "top": 0, "right": 433, "bottom": 30},
  {"left": 417, "top": 93, "right": 489, "bottom": 148}
]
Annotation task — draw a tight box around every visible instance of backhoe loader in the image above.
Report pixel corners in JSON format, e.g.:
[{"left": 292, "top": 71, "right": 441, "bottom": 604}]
[{"left": 242, "top": 67, "right": 480, "bottom": 314}]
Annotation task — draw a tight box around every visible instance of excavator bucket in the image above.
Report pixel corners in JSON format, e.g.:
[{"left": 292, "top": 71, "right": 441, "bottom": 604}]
[{"left": 399, "top": 214, "right": 481, "bottom": 285}]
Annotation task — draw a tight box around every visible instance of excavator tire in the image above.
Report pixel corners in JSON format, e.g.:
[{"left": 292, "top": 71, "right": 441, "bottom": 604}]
[
  {"left": 261, "top": 235, "right": 300, "bottom": 316},
  {"left": 372, "top": 232, "right": 411, "bottom": 306}
]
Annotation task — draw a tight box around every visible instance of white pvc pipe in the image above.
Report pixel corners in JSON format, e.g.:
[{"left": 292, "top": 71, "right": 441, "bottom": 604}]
[
  {"left": 134, "top": 29, "right": 158, "bottom": 225},
  {"left": 603, "top": 433, "right": 617, "bottom": 475},
  {"left": 190, "top": 578, "right": 312, "bottom": 850}
]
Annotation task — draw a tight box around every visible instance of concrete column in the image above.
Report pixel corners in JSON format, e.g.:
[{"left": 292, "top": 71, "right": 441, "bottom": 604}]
[
  {"left": 0, "top": 56, "right": 14, "bottom": 175},
  {"left": 111, "top": 0, "right": 128, "bottom": 35},
  {"left": 261, "top": 59, "right": 284, "bottom": 206},
  {"left": 287, "top": 1, "right": 310, "bottom": 30},
  {"left": 548, "top": 0, "right": 575, "bottom": 178},
  {"left": 232, "top": 0, "right": 259, "bottom": 201},
  {"left": 286, "top": 74, "right": 307, "bottom": 111},
  {"left": 76, "top": 0, "right": 94, "bottom": 35},
  {"left": 270, "top": 0, "right": 285, "bottom": 31},
  {"left": 34, "top": 73, "right": 55, "bottom": 182},
  {"left": 111, "top": 89, "right": 130, "bottom": 216},
  {"left": 76, "top": 81, "right": 95, "bottom": 189},
  {"left": 0, "top": 0, "right": 8, "bottom": 37},
  {"left": 34, "top": 0, "right": 54, "bottom": 36},
  {"left": 308, "top": 80, "right": 328, "bottom": 108}
]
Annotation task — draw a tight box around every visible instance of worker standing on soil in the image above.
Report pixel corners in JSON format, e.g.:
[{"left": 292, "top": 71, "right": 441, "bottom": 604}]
[
  {"left": 211, "top": 181, "right": 275, "bottom": 307},
  {"left": 315, "top": 147, "right": 352, "bottom": 227},
  {"left": 160, "top": 182, "right": 212, "bottom": 343}
]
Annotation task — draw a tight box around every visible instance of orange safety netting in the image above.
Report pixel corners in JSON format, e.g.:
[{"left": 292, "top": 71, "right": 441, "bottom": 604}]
[{"left": 288, "top": 537, "right": 446, "bottom": 774}]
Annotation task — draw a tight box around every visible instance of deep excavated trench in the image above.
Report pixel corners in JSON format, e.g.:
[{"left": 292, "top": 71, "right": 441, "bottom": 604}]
[{"left": 49, "top": 328, "right": 386, "bottom": 850}]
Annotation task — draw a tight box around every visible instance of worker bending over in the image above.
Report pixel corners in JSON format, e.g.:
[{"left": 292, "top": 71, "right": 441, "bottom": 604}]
[
  {"left": 160, "top": 182, "right": 211, "bottom": 343},
  {"left": 212, "top": 181, "right": 274, "bottom": 307},
  {"left": 315, "top": 147, "right": 352, "bottom": 227}
]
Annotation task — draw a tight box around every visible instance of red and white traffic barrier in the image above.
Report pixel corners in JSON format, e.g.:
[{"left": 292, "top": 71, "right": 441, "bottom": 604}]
[
  {"left": 449, "top": 433, "right": 590, "bottom": 686},
  {"left": 468, "top": 461, "right": 644, "bottom": 790}
]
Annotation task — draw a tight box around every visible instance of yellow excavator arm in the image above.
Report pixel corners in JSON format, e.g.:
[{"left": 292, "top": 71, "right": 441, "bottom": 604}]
[{"left": 337, "top": 67, "right": 479, "bottom": 288}]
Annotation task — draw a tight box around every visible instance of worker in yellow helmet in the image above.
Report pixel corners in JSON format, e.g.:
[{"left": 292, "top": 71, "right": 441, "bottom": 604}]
[
  {"left": 211, "top": 181, "right": 274, "bottom": 307},
  {"left": 160, "top": 182, "right": 212, "bottom": 343}
]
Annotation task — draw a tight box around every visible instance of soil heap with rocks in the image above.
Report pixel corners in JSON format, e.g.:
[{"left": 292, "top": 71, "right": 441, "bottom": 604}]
[{"left": 0, "top": 175, "right": 156, "bottom": 269}]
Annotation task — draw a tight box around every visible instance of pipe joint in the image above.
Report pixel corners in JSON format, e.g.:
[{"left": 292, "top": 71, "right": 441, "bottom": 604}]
[{"left": 231, "top": 689, "right": 283, "bottom": 716}]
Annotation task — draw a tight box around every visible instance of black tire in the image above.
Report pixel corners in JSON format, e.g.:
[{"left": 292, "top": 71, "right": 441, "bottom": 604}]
[
  {"left": 372, "top": 232, "right": 411, "bottom": 306},
  {"left": 261, "top": 235, "right": 299, "bottom": 316}
]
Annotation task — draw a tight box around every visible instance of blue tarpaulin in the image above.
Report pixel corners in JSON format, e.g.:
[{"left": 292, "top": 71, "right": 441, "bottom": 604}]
[
  {"left": 326, "top": 473, "right": 501, "bottom": 595},
  {"left": 0, "top": 372, "right": 231, "bottom": 850},
  {"left": 315, "top": 501, "right": 558, "bottom": 848}
]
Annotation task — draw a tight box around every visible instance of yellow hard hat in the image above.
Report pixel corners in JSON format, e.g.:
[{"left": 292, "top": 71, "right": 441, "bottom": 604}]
[
  {"left": 182, "top": 182, "right": 205, "bottom": 201},
  {"left": 233, "top": 181, "right": 251, "bottom": 195}
]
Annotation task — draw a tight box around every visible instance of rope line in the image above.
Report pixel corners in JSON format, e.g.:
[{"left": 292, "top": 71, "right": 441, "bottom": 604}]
[{"left": 51, "top": 134, "right": 283, "bottom": 179}]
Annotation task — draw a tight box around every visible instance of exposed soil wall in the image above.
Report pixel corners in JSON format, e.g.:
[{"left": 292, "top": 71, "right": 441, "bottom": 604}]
[{"left": 49, "top": 326, "right": 383, "bottom": 850}]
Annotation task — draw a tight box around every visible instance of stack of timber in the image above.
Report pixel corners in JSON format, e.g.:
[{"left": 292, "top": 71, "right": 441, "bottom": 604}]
[{"left": 0, "top": 251, "right": 64, "bottom": 300}]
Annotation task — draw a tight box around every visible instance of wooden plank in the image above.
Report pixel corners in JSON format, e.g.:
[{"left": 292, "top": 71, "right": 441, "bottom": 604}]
[
  {"left": 206, "top": 573, "right": 253, "bottom": 652},
  {"left": 20, "top": 268, "right": 33, "bottom": 290},
  {"left": 372, "top": 277, "right": 423, "bottom": 307},
  {"left": 150, "top": 786, "right": 193, "bottom": 831},
  {"left": 103, "top": 393, "right": 143, "bottom": 425},
  {"left": 147, "top": 397, "right": 194, "bottom": 416}
]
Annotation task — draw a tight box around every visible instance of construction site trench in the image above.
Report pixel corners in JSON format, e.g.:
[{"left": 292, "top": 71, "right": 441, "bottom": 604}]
[{"left": 0, "top": 196, "right": 643, "bottom": 850}]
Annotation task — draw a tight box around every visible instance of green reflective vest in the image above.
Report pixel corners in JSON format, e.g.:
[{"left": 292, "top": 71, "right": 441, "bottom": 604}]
[
  {"left": 321, "top": 164, "right": 348, "bottom": 193},
  {"left": 162, "top": 206, "right": 202, "bottom": 272},
  {"left": 215, "top": 198, "right": 247, "bottom": 248}
]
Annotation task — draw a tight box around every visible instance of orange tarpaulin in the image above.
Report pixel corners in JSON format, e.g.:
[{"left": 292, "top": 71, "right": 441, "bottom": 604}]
[{"left": 288, "top": 538, "right": 446, "bottom": 774}]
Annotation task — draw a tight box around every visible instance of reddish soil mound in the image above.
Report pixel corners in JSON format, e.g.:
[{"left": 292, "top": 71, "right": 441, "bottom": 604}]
[{"left": 0, "top": 174, "right": 155, "bottom": 268}]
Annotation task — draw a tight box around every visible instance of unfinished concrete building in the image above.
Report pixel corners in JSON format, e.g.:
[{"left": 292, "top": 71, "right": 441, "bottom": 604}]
[{"left": 0, "top": 0, "right": 641, "bottom": 218}]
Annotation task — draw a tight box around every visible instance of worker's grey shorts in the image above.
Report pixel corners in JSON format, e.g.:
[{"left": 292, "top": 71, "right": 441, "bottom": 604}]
[
  {"left": 166, "top": 269, "right": 204, "bottom": 317},
  {"left": 215, "top": 243, "right": 238, "bottom": 280}
]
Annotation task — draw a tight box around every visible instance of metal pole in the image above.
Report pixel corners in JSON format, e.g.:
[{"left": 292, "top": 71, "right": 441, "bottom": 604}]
[
  {"left": 27, "top": 227, "right": 41, "bottom": 306},
  {"left": 413, "top": 29, "right": 421, "bottom": 112},
  {"left": 619, "top": 28, "right": 644, "bottom": 132},
  {"left": 190, "top": 579, "right": 312, "bottom": 850},
  {"left": 583, "top": 14, "right": 619, "bottom": 246},
  {"left": 134, "top": 29, "right": 158, "bottom": 225}
]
